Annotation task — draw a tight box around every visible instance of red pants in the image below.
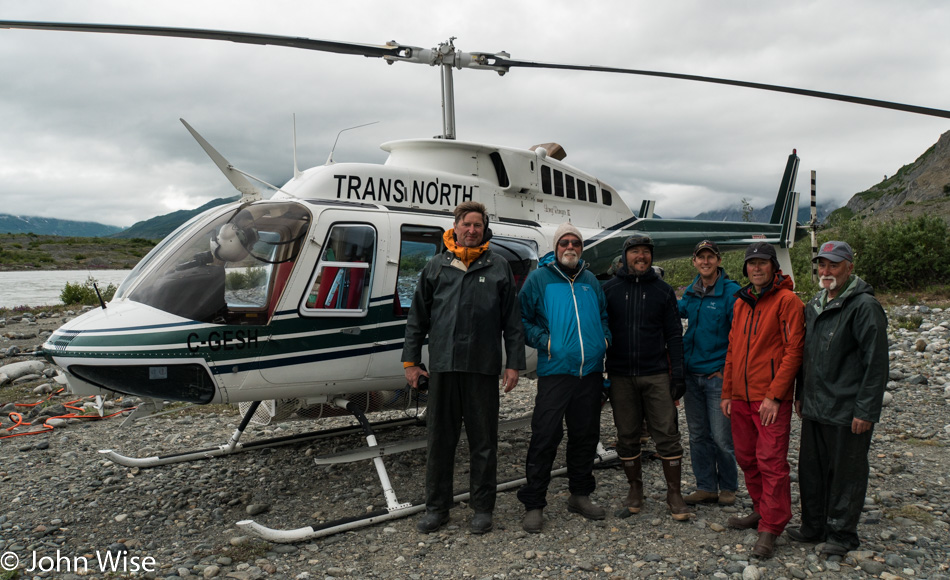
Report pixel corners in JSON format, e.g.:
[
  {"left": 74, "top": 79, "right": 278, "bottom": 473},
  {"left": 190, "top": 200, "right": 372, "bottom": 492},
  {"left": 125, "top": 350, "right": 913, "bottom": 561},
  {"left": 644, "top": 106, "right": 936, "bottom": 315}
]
[{"left": 730, "top": 399, "right": 792, "bottom": 535}]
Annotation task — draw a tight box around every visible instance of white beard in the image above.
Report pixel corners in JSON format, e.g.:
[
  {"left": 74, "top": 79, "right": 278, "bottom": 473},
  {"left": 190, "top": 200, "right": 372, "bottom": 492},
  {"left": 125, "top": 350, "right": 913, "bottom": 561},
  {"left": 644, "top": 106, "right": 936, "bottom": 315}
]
[
  {"left": 559, "top": 252, "right": 579, "bottom": 268},
  {"left": 820, "top": 276, "right": 838, "bottom": 291}
]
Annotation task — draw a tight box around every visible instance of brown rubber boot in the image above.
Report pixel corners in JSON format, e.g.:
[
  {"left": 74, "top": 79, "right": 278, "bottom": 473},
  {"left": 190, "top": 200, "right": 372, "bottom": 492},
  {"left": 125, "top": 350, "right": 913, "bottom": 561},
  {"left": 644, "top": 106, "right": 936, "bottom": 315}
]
[
  {"left": 752, "top": 531, "right": 777, "bottom": 558},
  {"left": 621, "top": 455, "right": 643, "bottom": 514},
  {"left": 727, "top": 511, "right": 762, "bottom": 529},
  {"left": 661, "top": 457, "right": 691, "bottom": 521}
]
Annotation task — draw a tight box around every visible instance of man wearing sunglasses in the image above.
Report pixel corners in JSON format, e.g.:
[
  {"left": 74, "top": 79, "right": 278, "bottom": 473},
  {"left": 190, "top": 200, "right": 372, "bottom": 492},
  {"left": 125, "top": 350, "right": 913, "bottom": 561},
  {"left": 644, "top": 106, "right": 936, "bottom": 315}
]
[{"left": 516, "top": 222, "right": 611, "bottom": 533}]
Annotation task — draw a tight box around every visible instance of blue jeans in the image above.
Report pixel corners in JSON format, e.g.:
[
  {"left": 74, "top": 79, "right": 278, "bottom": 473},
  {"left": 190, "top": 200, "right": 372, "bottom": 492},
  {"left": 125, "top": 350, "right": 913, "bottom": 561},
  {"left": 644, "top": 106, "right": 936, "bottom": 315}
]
[{"left": 684, "top": 373, "right": 737, "bottom": 492}]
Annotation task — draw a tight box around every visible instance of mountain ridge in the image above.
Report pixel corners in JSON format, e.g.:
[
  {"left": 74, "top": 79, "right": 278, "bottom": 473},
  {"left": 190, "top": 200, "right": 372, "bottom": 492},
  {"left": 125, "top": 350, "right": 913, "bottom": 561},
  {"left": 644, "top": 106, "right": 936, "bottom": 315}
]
[{"left": 0, "top": 214, "right": 123, "bottom": 237}]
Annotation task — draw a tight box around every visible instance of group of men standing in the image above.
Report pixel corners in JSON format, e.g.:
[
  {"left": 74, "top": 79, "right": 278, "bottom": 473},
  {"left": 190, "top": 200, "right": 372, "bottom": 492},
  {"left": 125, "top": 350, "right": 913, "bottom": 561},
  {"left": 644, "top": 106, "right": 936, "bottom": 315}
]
[{"left": 402, "top": 201, "right": 887, "bottom": 560}]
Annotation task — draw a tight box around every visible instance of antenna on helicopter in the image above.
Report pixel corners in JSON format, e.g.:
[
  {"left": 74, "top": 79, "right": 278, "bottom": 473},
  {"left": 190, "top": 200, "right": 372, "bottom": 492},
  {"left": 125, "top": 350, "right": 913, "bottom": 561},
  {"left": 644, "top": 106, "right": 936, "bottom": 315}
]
[
  {"left": 293, "top": 114, "right": 302, "bottom": 179},
  {"left": 325, "top": 121, "right": 379, "bottom": 165}
]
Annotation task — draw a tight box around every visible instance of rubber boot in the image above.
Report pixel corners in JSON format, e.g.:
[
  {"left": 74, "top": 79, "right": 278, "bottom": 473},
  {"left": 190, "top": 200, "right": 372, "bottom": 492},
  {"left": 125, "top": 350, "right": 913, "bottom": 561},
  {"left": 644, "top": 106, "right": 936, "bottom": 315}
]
[
  {"left": 661, "top": 457, "right": 690, "bottom": 521},
  {"left": 621, "top": 455, "right": 643, "bottom": 514}
]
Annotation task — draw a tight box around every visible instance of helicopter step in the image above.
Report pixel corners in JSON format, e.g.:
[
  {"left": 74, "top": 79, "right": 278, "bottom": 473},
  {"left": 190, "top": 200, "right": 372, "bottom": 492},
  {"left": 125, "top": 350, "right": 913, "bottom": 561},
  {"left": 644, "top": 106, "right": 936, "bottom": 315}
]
[
  {"left": 312, "top": 415, "right": 532, "bottom": 465},
  {"left": 240, "top": 441, "right": 619, "bottom": 543},
  {"left": 99, "top": 399, "right": 425, "bottom": 468}
]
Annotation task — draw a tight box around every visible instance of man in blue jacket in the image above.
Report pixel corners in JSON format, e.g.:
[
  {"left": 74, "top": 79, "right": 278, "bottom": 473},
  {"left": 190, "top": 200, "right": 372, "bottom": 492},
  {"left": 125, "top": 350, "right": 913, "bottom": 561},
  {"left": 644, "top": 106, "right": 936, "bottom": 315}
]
[
  {"left": 517, "top": 222, "right": 611, "bottom": 533},
  {"left": 678, "top": 240, "right": 741, "bottom": 507}
]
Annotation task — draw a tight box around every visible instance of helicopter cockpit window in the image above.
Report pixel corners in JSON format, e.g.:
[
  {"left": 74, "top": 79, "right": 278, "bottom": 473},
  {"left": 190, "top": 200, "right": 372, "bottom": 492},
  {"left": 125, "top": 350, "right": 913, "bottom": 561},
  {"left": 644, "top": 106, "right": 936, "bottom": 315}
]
[
  {"left": 394, "top": 225, "right": 444, "bottom": 316},
  {"left": 490, "top": 236, "right": 539, "bottom": 292},
  {"left": 127, "top": 202, "right": 311, "bottom": 323},
  {"left": 301, "top": 224, "right": 376, "bottom": 317}
]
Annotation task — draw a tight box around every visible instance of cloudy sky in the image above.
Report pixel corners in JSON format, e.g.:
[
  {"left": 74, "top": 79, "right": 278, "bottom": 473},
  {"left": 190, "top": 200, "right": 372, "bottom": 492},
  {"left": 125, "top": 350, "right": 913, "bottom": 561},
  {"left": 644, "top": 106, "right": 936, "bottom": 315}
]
[{"left": 1, "top": 1, "right": 948, "bottom": 228}]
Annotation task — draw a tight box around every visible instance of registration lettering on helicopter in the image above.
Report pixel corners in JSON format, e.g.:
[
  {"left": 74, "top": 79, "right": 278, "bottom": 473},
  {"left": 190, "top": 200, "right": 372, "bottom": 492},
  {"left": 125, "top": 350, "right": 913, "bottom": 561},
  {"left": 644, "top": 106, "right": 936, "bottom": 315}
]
[
  {"left": 186, "top": 329, "right": 260, "bottom": 353},
  {"left": 333, "top": 175, "right": 474, "bottom": 207}
]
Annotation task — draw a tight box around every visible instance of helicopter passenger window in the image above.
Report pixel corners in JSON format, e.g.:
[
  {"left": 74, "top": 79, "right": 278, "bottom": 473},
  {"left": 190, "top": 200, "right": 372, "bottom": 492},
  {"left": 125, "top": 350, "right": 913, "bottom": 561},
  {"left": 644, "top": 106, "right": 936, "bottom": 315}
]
[
  {"left": 301, "top": 224, "right": 376, "bottom": 317},
  {"left": 394, "top": 225, "right": 444, "bottom": 316},
  {"left": 602, "top": 188, "right": 613, "bottom": 206},
  {"left": 587, "top": 183, "right": 598, "bottom": 204},
  {"left": 577, "top": 178, "right": 587, "bottom": 202},
  {"left": 566, "top": 176, "right": 576, "bottom": 199},
  {"left": 541, "top": 165, "right": 552, "bottom": 195},
  {"left": 491, "top": 237, "right": 539, "bottom": 292},
  {"left": 553, "top": 169, "right": 565, "bottom": 197}
]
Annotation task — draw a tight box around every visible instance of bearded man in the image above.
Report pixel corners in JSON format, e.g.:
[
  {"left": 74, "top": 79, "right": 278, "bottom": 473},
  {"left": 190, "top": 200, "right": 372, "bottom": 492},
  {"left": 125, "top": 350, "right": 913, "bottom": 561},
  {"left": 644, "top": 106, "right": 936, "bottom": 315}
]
[
  {"left": 603, "top": 233, "right": 690, "bottom": 522},
  {"left": 788, "top": 241, "right": 888, "bottom": 557},
  {"left": 516, "top": 222, "right": 611, "bottom": 533}
]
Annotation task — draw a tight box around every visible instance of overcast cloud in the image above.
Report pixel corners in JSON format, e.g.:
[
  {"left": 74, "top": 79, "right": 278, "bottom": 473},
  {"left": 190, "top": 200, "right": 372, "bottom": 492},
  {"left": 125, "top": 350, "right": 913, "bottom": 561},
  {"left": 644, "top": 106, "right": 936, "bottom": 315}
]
[{"left": 1, "top": 0, "right": 948, "bottom": 228}]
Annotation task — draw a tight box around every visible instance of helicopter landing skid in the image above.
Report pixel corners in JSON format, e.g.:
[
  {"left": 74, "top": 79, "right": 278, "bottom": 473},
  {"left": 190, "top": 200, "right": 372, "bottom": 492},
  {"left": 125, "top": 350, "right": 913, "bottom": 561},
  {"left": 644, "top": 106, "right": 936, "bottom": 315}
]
[
  {"left": 99, "top": 400, "right": 424, "bottom": 468},
  {"left": 240, "top": 425, "right": 619, "bottom": 543},
  {"left": 311, "top": 415, "right": 532, "bottom": 465}
]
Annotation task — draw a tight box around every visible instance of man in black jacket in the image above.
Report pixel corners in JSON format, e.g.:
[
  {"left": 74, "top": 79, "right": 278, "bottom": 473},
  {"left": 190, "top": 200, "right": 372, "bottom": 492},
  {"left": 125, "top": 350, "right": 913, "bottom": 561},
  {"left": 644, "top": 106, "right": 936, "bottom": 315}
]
[
  {"left": 403, "top": 201, "right": 526, "bottom": 535},
  {"left": 603, "top": 233, "right": 689, "bottom": 521},
  {"left": 789, "top": 241, "right": 888, "bottom": 556}
]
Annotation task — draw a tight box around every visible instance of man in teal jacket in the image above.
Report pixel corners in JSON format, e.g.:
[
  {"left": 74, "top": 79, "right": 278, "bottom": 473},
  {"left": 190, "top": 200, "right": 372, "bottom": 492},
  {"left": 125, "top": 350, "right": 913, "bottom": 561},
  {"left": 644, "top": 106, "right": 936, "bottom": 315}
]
[
  {"left": 677, "top": 240, "right": 741, "bottom": 507},
  {"left": 517, "top": 222, "right": 610, "bottom": 533},
  {"left": 789, "top": 241, "right": 888, "bottom": 556}
]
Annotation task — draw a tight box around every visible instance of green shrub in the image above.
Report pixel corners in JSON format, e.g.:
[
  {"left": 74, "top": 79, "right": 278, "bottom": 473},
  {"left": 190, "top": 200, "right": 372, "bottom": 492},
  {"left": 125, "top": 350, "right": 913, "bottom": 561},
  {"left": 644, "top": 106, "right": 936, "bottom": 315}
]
[
  {"left": 838, "top": 215, "right": 950, "bottom": 291},
  {"left": 225, "top": 267, "right": 267, "bottom": 290},
  {"left": 73, "top": 254, "right": 86, "bottom": 261},
  {"left": 60, "top": 276, "right": 118, "bottom": 305}
]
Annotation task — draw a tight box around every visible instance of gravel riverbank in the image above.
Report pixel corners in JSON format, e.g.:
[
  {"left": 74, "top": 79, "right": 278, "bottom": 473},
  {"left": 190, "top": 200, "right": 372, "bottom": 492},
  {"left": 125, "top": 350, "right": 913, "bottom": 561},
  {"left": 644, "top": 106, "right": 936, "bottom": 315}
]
[{"left": 1, "top": 305, "right": 949, "bottom": 580}]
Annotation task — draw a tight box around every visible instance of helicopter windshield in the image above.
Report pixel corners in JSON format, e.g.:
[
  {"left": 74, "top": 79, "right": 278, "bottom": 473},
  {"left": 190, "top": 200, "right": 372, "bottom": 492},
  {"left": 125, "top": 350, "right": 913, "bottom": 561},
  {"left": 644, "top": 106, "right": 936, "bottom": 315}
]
[{"left": 127, "top": 202, "right": 311, "bottom": 322}]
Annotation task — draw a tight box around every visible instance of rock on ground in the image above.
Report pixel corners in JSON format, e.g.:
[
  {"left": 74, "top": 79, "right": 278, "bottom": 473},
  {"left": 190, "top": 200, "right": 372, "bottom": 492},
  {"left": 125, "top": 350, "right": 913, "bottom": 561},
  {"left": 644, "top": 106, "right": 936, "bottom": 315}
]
[{"left": 1, "top": 305, "right": 949, "bottom": 579}]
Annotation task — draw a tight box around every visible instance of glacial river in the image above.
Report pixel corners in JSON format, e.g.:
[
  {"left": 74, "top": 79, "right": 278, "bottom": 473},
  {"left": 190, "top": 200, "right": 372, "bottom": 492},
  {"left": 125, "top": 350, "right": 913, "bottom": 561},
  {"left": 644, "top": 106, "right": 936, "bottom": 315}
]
[{"left": 0, "top": 270, "right": 132, "bottom": 309}]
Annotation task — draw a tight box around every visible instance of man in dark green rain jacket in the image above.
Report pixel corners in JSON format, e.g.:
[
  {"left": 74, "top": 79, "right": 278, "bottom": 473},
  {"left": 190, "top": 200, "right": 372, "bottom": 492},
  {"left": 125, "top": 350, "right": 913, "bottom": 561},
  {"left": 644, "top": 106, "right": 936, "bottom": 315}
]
[{"left": 789, "top": 241, "right": 888, "bottom": 556}]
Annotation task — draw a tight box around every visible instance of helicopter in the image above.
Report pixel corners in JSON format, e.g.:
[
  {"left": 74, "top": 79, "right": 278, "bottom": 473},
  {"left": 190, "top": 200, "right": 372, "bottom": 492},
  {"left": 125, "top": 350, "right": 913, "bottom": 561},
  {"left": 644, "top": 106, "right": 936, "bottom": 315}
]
[{"left": 3, "top": 20, "right": 950, "bottom": 542}]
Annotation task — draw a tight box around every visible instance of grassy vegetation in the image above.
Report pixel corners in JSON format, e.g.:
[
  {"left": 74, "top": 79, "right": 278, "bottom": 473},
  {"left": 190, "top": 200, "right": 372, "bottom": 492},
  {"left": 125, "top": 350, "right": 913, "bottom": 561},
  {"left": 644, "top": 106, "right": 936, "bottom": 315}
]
[
  {"left": 885, "top": 504, "right": 935, "bottom": 525},
  {"left": 904, "top": 438, "right": 943, "bottom": 447},
  {"left": 892, "top": 314, "right": 924, "bottom": 330},
  {"left": 220, "top": 540, "right": 273, "bottom": 562},
  {"left": 0, "top": 233, "right": 155, "bottom": 271},
  {"left": 659, "top": 215, "right": 950, "bottom": 298}
]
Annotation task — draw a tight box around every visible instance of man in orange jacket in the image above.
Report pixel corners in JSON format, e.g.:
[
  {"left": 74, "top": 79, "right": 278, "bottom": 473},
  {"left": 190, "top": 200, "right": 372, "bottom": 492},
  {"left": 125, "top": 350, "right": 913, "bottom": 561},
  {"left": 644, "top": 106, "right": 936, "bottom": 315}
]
[{"left": 721, "top": 242, "right": 804, "bottom": 558}]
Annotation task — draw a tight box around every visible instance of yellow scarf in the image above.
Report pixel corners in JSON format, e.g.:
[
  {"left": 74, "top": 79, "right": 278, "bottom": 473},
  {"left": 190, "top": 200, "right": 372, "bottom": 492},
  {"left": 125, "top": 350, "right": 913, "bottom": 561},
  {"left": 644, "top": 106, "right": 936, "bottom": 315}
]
[{"left": 443, "top": 228, "right": 489, "bottom": 268}]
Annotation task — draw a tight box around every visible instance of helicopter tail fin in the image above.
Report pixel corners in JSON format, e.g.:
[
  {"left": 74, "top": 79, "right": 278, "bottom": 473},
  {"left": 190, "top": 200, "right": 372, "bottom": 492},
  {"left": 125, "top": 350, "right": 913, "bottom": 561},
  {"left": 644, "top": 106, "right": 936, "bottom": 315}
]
[{"left": 769, "top": 149, "right": 801, "bottom": 249}]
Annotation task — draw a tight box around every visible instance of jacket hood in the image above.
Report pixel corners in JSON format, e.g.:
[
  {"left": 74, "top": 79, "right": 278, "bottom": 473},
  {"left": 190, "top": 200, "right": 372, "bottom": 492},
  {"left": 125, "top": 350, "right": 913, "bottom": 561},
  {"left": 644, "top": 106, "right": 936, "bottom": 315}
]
[
  {"left": 444, "top": 228, "right": 490, "bottom": 266},
  {"left": 737, "top": 270, "right": 794, "bottom": 303}
]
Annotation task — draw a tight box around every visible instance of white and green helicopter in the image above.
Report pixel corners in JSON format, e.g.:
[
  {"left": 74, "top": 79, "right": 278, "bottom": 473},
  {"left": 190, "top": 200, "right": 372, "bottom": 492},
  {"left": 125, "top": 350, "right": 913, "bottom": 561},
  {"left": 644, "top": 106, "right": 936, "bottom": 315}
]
[{"left": 3, "top": 21, "right": 949, "bottom": 542}]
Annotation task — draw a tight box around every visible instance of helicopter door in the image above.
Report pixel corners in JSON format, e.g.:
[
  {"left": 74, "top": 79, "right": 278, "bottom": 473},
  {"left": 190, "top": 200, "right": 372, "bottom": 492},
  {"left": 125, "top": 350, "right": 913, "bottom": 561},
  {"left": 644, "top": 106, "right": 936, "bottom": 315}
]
[
  {"left": 366, "top": 221, "right": 446, "bottom": 380},
  {"left": 260, "top": 214, "right": 385, "bottom": 386}
]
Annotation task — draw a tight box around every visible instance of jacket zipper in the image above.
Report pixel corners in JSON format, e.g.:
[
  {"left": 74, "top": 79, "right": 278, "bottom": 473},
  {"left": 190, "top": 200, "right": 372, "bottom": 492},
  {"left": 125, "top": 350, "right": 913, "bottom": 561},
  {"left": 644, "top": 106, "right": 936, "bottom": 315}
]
[{"left": 555, "top": 265, "right": 586, "bottom": 375}]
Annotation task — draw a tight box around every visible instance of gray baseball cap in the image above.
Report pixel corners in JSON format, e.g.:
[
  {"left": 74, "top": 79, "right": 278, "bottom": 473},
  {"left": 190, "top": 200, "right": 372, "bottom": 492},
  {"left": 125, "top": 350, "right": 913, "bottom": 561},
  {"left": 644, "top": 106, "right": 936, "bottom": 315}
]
[{"left": 813, "top": 240, "right": 853, "bottom": 263}]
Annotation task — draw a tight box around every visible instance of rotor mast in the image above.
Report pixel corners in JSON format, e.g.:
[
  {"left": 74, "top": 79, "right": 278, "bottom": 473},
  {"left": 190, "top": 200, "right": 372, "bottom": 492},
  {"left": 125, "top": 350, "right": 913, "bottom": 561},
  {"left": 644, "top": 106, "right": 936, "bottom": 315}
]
[{"left": 382, "top": 37, "right": 511, "bottom": 140}]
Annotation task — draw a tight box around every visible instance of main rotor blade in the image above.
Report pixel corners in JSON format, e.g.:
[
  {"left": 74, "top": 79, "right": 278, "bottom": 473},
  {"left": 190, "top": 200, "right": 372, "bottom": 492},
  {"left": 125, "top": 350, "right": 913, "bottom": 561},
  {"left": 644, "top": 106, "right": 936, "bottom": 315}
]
[
  {"left": 3, "top": 20, "right": 948, "bottom": 120},
  {"left": 492, "top": 57, "right": 950, "bottom": 120},
  {"left": 0, "top": 20, "right": 403, "bottom": 59}
]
